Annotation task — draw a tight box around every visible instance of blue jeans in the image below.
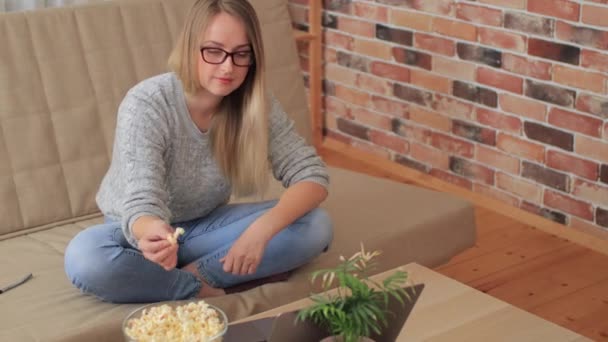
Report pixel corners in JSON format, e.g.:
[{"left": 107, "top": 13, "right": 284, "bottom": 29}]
[{"left": 64, "top": 200, "right": 332, "bottom": 303}]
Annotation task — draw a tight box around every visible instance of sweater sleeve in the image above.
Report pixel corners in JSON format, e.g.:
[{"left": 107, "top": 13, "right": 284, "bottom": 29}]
[
  {"left": 115, "top": 93, "right": 172, "bottom": 247},
  {"left": 268, "top": 95, "right": 329, "bottom": 189}
]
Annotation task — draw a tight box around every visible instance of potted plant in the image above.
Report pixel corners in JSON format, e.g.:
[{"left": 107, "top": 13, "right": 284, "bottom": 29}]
[{"left": 297, "top": 243, "right": 412, "bottom": 342}]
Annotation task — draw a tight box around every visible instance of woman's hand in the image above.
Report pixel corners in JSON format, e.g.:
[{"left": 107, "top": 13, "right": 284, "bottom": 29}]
[
  {"left": 133, "top": 216, "right": 179, "bottom": 271},
  {"left": 220, "top": 226, "right": 271, "bottom": 275}
]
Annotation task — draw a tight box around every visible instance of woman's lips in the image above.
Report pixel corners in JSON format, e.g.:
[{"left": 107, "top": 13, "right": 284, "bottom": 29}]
[{"left": 216, "top": 77, "right": 233, "bottom": 84}]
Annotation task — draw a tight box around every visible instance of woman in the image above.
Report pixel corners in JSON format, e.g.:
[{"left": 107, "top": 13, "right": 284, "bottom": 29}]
[{"left": 64, "top": 0, "right": 332, "bottom": 303}]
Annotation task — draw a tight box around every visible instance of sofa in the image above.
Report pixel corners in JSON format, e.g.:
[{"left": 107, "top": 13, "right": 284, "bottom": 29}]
[{"left": 0, "top": 0, "right": 476, "bottom": 340}]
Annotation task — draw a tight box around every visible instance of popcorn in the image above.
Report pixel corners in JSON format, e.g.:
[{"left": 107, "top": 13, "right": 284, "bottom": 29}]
[
  {"left": 167, "top": 227, "right": 185, "bottom": 245},
  {"left": 125, "top": 301, "right": 225, "bottom": 342}
]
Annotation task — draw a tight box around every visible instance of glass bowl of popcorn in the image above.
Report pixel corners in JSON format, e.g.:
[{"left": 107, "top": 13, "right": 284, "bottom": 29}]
[{"left": 122, "top": 300, "right": 228, "bottom": 342}]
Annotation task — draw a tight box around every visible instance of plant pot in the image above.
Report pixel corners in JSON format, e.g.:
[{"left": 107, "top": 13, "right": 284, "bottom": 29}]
[{"left": 320, "top": 336, "right": 375, "bottom": 342}]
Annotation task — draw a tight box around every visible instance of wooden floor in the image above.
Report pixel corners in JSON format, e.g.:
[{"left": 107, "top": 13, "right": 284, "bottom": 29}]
[
  {"left": 322, "top": 148, "right": 608, "bottom": 341},
  {"left": 435, "top": 208, "right": 608, "bottom": 341}
]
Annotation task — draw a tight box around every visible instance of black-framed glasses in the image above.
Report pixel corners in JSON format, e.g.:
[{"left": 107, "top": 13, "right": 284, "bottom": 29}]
[{"left": 200, "top": 47, "right": 254, "bottom": 67}]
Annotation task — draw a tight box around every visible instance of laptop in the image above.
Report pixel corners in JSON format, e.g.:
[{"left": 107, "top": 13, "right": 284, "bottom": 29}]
[{"left": 224, "top": 283, "right": 425, "bottom": 342}]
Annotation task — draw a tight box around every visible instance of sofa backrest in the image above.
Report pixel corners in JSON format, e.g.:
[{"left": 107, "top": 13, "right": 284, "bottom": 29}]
[{"left": 0, "top": 0, "right": 309, "bottom": 238}]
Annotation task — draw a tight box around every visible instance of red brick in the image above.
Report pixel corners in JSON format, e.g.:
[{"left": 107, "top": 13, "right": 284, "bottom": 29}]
[
  {"left": 554, "top": 65, "right": 606, "bottom": 94},
  {"left": 369, "top": 62, "right": 410, "bottom": 83},
  {"left": 393, "top": 120, "right": 432, "bottom": 142},
  {"left": 432, "top": 95, "right": 475, "bottom": 120},
  {"left": 581, "top": 50, "right": 608, "bottom": 73},
  {"left": 570, "top": 217, "right": 608, "bottom": 242},
  {"left": 356, "top": 73, "right": 392, "bottom": 96},
  {"left": 298, "top": 55, "right": 309, "bottom": 72},
  {"left": 411, "top": 142, "right": 450, "bottom": 169},
  {"left": 528, "top": 0, "right": 580, "bottom": 21},
  {"left": 476, "top": 145, "right": 521, "bottom": 175},
  {"left": 548, "top": 108, "right": 603, "bottom": 138},
  {"left": 504, "top": 12, "right": 553, "bottom": 37},
  {"left": 393, "top": 155, "right": 428, "bottom": 173},
  {"left": 452, "top": 120, "right": 497, "bottom": 146},
  {"left": 334, "top": 85, "right": 371, "bottom": 107},
  {"left": 324, "top": 96, "right": 351, "bottom": 117},
  {"left": 352, "top": 140, "right": 391, "bottom": 159},
  {"left": 325, "top": 129, "right": 353, "bottom": 145},
  {"left": 390, "top": 9, "right": 433, "bottom": 32},
  {"left": 325, "top": 64, "right": 357, "bottom": 86},
  {"left": 556, "top": 21, "right": 608, "bottom": 51},
  {"left": 338, "top": 17, "right": 375, "bottom": 38},
  {"left": 544, "top": 190, "right": 594, "bottom": 221},
  {"left": 457, "top": 43, "right": 502, "bottom": 68},
  {"left": 371, "top": 95, "right": 409, "bottom": 118},
  {"left": 450, "top": 157, "right": 495, "bottom": 185},
  {"left": 473, "top": 183, "right": 520, "bottom": 207},
  {"left": 354, "top": 39, "right": 393, "bottom": 60},
  {"left": 430, "top": 168, "right": 473, "bottom": 189},
  {"left": 582, "top": 4, "right": 608, "bottom": 27},
  {"left": 430, "top": 132, "right": 475, "bottom": 158},
  {"left": 432, "top": 56, "right": 476, "bottom": 82},
  {"left": 575, "top": 135, "right": 608, "bottom": 163},
  {"left": 409, "top": 106, "right": 451, "bottom": 132},
  {"left": 528, "top": 38, "right": 580, "bottom": 65},
  {"left": 547, "top": 150, "right": 599, "bottom": 181},
  {"left": 478, "top": 28, "right": 527, "bottom": 53},
  {"left": 499, "top": 93, "right": 547, "bottom": 121},
  {"left": 452, "top": 81, "right": 498, "bottom": 108},
  {"left": 476, "top": 108, "right": 522, "bottom": 134},
  {"left": 477, "top": 67, "right": 524, "bottom": 94},
  {"left": 353, "top": 2, "right": 388, "bottom": 21},
  {"left": 414, "top": 33, "right": 456, "bottom": 56},
  {"left": 325, "top": 111, "right": 339, "bottom": 131},
  {"left": 496, "top": 133, "right": 545, "bottom": 162},
  {"left": 323, "top": 31, "right": 354, "bottom": 50},
  {"left": 368, "top": 129, "right": 409, "bottom": 154},
  {"left": 573, "top": 178, "right": 608, "bottom": 207},
  {"left": 456, "top": 3, "right": 503, "bottom": 26},
  {"left": 408, "top": 0, "right": 454, "bottom": 15},
  {"left": 350, "top": 107, "right": 392, "bottom": 131},
  {"left": 521, "top": 201, "right": 567, "bottom": 223},
  {"left": 497, "top": 172, "right": 542, "bottom": 203},
  {"left": 411, "top": 69, "right": 451, "bottom": 94},
  {"left": 576, "top": 93, "right": 608, "bottom": 118},
  {"left": 501, "top": 53, "right": 551, "bottom": 80},
  {"left": 478, "top": 0, "right": 525, "bottom": 9},
  {"left": 432, "top": 17, "right": 477, "bottom": 41},
  {"left": 526, "top": 80, "right": 576, "bottom": 108},
  {"left": 324, "top": 47, "right": 338, "bottom": 64}
]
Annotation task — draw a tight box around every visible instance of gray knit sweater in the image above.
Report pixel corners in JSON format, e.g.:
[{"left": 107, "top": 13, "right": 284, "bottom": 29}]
[{"left": 96, "top": 73, "right": 329, "bottom": 247}]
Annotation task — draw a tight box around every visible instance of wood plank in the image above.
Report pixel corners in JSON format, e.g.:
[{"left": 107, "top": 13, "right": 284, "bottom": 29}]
[
  {"left": 292, "top": 28, "right": 314, "bottom": 41},
  {"left": 442, "top": 224, "right": 548, "bottom": 265},
  {"left": 530, "top": 277, "right": 608, "bottom": 341},
  {"left": 482, "top": 248, "right": 608, "bottom": 310},
  {"left": 438, "top": 228, "right": 572, "bottom": 283}
]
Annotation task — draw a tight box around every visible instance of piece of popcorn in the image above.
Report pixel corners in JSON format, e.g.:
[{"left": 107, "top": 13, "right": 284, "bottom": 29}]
[{"left": 166, "top": 227, "right": 185, "bottom": 245}]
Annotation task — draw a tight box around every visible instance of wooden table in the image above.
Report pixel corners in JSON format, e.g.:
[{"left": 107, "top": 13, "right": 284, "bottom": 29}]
[{"left": 233, "top": 263, "right": 591, "bottom": 341}]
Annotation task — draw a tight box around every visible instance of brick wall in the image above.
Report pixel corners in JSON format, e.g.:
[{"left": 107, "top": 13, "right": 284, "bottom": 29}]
[{"left": 289, "top": 0, "right": 608, "bottom": 235}]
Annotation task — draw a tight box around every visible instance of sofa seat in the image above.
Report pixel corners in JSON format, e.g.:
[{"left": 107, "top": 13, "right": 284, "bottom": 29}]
[{"left": 0, "top": 167, "right": 474, "bottom": 341}]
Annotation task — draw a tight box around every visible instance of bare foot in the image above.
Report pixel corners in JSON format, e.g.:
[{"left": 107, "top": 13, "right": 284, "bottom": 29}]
[{"left": 182, "top": 263, "right": 226, "bottom": 298}]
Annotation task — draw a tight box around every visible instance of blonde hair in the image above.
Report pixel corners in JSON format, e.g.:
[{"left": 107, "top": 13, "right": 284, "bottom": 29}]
[{"left": 168, "top": 0, "right": 268, "bottom": 197}]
